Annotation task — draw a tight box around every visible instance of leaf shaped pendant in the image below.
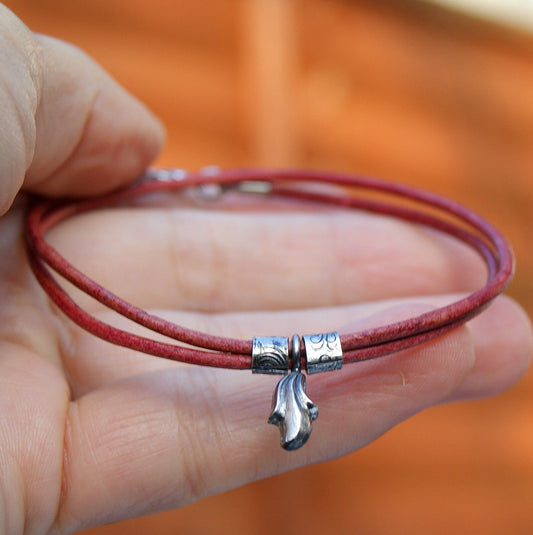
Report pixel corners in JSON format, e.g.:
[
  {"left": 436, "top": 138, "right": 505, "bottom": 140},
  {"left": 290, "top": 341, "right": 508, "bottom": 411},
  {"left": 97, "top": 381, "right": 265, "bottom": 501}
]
[{"left": 268, "top": 371, "right": 318, "bottom": 451}]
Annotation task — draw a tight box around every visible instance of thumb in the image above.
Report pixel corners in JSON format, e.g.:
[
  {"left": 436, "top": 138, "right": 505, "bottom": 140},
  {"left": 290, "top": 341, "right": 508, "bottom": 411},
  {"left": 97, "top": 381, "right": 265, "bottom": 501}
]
[{"left": 0, "top": 4, "right": 165, "bottom": 215}]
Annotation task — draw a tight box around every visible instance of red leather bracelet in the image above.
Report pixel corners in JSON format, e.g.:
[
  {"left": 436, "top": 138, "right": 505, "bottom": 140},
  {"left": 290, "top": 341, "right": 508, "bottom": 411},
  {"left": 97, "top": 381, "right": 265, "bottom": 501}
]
[{"left": 25, "top": 168, "right": 514, "bottom": 450}]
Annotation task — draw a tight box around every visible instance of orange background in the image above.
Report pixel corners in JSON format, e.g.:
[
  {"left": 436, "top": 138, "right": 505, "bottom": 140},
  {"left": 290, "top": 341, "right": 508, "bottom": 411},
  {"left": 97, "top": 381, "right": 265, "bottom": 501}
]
[{"left": 5, "top": 1, "right": 533, "bottom": 533}]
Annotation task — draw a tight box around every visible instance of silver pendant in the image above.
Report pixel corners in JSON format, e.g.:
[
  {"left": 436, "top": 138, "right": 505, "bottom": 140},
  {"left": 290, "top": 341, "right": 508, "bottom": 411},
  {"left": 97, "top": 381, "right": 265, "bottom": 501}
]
[
  {"left": 252, "top": 332, "right": 342, "bottom": 451},
  {"left": 268, "top": 368, "right": 318, "bottom": 450},
  {"left": 268, "top": 335, "right": 318, "bottom": 450}
]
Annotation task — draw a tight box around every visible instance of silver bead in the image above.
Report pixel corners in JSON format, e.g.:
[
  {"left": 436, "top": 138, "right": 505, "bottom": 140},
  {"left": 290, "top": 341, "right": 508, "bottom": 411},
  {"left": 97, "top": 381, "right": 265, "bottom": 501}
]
[
  {"left": 303, "top": 332, "right": 343, "bottom": 374},
  {"left": 290, "top": 334, "right": 301, "bottom": 372},
  {"left": 252, "top": 336, "right": 289, "bottom": 374}
]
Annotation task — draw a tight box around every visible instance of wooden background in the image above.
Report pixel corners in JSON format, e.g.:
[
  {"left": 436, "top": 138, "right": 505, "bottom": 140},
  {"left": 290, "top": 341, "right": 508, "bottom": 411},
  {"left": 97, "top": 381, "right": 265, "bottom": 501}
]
[{"left": 5, "top": 0, "right": 533, "bottom": 533}]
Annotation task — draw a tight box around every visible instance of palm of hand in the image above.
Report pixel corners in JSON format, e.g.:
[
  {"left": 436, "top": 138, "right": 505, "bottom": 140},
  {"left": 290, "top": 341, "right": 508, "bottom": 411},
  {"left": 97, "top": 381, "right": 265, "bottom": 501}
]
[{"left": 0, "top": 203, "right": 70, "bottom": 533}]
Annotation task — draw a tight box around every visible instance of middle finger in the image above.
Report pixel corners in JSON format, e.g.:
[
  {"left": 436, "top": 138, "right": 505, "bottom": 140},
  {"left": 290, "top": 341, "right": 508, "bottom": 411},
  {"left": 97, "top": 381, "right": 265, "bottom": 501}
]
[{"left": 46, "top": 205, "right": 486, "bottom": 313}]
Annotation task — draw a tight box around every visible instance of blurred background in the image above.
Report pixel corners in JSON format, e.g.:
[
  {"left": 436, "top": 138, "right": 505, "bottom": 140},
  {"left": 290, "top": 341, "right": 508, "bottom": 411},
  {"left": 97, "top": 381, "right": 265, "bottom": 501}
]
[{"left": 4, "top": 0, "right": 533, "bottom": 533}]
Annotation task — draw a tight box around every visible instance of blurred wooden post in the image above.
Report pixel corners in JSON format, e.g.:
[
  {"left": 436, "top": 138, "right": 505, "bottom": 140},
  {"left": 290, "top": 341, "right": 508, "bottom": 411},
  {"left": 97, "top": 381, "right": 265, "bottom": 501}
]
[{"left": 241, "top": 0, "right": 298, "bottom": 166}]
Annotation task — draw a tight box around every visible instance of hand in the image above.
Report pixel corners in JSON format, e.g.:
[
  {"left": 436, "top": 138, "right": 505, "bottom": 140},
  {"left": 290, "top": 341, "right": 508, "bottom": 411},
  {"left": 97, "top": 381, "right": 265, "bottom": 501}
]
[{"left": 0, "top": 5, "right": 531, "bottom": 534}]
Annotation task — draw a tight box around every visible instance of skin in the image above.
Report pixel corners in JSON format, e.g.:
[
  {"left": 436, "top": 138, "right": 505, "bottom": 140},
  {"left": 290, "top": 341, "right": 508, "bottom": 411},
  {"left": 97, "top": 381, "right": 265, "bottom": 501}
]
[{"left": 0, "top": 4, "right": 531, "bottom": 534}]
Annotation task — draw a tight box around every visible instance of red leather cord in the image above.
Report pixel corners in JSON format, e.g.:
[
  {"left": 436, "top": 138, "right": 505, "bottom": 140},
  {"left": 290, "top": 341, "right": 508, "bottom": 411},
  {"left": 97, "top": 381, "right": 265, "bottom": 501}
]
[{"left": 25, "top": 168, "right": 514, "bottom": 369}]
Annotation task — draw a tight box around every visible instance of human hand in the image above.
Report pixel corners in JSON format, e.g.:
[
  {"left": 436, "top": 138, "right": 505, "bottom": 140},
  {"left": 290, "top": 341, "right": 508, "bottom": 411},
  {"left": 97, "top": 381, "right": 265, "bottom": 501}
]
[{"left": 0, "top": 4, "right": 531, "bottom": 534}]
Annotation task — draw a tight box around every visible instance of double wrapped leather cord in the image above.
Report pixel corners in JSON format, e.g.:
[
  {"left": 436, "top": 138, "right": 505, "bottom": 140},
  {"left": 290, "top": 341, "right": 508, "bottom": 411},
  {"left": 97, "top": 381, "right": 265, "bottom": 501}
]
[{"left": 25, "top": 168, "right": 514, "bottom": 370}]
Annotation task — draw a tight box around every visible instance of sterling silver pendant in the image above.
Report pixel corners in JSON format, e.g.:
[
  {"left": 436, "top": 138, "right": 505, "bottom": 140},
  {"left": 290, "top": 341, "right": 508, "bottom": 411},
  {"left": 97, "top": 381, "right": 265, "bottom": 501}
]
[
  {"left": 268, "top": 368, "right": 318, "bottom": 450},
  {"left": 268, "top": 335, "right": 318, "bottom": 450},
  {"left": 252, "top": 332, "right": 342, "bottom": 451}
]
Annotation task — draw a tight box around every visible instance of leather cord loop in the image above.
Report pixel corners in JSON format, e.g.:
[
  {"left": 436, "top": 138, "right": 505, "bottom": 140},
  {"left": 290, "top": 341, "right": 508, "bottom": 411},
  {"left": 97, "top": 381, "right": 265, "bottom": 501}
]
[{"left": 25, "top": 168, "right": 514, "bottom": 369}]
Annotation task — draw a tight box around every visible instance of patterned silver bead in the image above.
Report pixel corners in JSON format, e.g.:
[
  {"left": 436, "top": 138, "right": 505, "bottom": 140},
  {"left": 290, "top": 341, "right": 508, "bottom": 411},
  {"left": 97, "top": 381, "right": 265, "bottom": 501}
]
[
  {"left": 252, "top": 336, "right": 289, "bottom": 374},
  {"left": 303, "top": 332, "right": 343, "bottom": 374}
]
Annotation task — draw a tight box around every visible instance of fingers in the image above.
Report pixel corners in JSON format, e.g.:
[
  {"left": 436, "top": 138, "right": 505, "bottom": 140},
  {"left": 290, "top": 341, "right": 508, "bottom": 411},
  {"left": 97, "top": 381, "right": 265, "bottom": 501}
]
[
  {"left": 55, "top": 290, "right": 531, "bottom": 531},
  {"left": 60, "top": 293, "right": 531, "bottom": 401},
  {"left": 26, "top": 35, "right": 164, "bottom": 196},
  {"left": 0, "top": 5, "right": 40, "bottom": 214},
  {"left": 57, "top": 323, "right": 475, "bottom": 532},
  {"left": 47, "top": 207, "right": 486, "bottom": 312},
  {"left": 0, "top": 5, "right": 164, "bottom": 215},
  {"left": 446, "top": 295, "right": 532, "bottom": 401},
  {"left": 61, "top": 298, "right": 439, "bottom": 397}
]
